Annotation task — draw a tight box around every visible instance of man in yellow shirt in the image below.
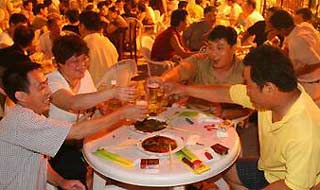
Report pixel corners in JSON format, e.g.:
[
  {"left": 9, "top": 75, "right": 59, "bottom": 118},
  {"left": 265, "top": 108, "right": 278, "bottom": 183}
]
[{"left": 165, "top": 45, "right": 320, "bottom": 190}]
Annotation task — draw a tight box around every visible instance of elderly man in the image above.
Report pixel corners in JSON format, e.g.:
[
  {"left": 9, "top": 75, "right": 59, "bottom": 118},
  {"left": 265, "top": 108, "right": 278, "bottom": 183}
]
[
  {"left": 159, "top": 25, "right": 250, "bottom": 119},
  {"left": 182, "top": 6, "right": 217, "bottom": 51},
  {"left": 166, "top": 45, "right": 320, "bottom": 190},
  {"left": 269, "top": 10, "right": 320, "bottom": 107},
  {"left": 0, "top": 62, "right": 147, "bottom": 189}
]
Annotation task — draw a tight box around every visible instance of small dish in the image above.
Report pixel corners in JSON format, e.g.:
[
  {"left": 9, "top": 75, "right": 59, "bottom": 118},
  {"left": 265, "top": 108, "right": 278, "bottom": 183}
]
[{"left": 137, "top": 133, "right": 184, "bottom": 156}]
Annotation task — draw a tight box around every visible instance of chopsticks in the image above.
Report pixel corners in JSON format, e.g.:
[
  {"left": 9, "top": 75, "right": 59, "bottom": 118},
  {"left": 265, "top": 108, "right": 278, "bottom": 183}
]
[{"left": 169, "top": 144, "right": 173, "bottom": 169}]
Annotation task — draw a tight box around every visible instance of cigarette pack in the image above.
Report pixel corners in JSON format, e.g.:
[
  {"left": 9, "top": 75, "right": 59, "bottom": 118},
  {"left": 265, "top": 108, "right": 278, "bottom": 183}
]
[
  {"left": 176, "top": 147, "right": 210, "bottom": 174},
  {"left": 140, "top": 159, "right": 160, "bottom": 169}
]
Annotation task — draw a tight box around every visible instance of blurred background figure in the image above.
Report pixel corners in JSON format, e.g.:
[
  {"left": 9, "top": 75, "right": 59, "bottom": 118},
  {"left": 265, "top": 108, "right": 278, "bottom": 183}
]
[
  {"left": 227, "top": 0, "right": 243, "bottom": 26},
  {"left": 0, "top": 13, "right": 28, "bottom": 49},
  {"left": 79, "top": 10, "right": 119, "bottom": 85},
  {"left": 240, "top": 6, "right": 282, "bottom": 47},
  {"left": 62, "top": 9, "right": 80, "bottom": 35},
  {"left": 21, "top": 0, "right": 35, "bottom": 24},
  {"left": 151, "top": 9, "right": 195, "bottom": 61},
  {"left": 183, "top": 6, "right": 217, "bottom": 51},
  {"left": 294, "top": 7, "right": 316, "bottom": 29},
  {"left": 237, "top": 0, "right": 264, "bottom": 31}
]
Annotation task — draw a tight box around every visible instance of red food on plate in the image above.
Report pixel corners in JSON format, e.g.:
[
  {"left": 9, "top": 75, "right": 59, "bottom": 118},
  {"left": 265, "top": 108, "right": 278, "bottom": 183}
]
[{"left": 142, "top": 135, "right": 178, "bottom": 153}]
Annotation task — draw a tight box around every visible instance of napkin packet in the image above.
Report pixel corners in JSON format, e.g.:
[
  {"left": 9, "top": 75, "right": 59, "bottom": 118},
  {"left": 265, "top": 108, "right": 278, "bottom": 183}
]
[
  {"left": 178, "top": 111, "right": 222, "bottom": 124},
  {"left": 93, "top": 148, "right": 134, "bottom": 168},
  {"left": 176, "top": 147, "right": 210, "bottom": 174}
]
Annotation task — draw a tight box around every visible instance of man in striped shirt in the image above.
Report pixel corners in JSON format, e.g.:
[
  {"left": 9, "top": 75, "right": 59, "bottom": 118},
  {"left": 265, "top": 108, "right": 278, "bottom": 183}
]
[{"left": 0, "top": 62, "right": 147, "bottom": 190}]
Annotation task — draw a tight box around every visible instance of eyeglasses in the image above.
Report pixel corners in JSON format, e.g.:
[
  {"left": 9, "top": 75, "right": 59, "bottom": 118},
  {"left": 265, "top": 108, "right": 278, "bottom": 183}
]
[{"left": 66, "top": 54, "right": 90, "bottom": 68}]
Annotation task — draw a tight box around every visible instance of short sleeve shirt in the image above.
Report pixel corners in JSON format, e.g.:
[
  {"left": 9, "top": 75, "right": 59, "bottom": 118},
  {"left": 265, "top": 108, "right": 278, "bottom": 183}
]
[
  {"left": 230, "top": 84, "right": 320, "bottom": 190},
  {"left": 0, "top": 105, "right": 71, "bottom": 190},
  {"left": 178, "top": 53, "right": 244, "bottom": 85},
  {"left": 47, "top": 70, "right": 97, "bottom": 123}
]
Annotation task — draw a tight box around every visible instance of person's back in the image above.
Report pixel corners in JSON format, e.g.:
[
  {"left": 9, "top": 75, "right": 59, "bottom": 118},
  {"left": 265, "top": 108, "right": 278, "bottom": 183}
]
[
  {"left": 79, "top": 11, "right": 119, "bottom": 85},
  {"left": 182, "top": 6, "right": 216, "bottom": 51},
  {"left": 270, "top": 10, "right": 320, "bottom": 106}
]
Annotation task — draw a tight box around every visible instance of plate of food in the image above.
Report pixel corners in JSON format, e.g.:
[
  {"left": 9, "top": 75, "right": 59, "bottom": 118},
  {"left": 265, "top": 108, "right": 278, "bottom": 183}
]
[
  {"left": 131, "top": 117, "right": 167, "bottom": 134},
  {"left": 137, "top": 133, "right": 184, "bottom": 156}
]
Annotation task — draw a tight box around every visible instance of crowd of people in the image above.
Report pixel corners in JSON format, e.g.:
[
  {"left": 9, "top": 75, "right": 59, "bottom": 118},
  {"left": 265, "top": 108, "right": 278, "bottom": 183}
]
[{"left": 1, "top": 0, "right": 320, "bottom": 190}]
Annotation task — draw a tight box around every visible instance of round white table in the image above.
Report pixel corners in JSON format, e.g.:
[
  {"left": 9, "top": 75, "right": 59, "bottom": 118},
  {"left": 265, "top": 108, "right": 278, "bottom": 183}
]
[{"left": 83, "top": 107, "right": 241, "bottom": 189}]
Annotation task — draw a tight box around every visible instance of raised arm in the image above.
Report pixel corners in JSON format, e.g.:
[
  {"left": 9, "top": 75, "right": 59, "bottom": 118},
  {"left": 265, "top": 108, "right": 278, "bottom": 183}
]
[
  {"left": 170, "top": 35, "right": 195, "bottom": 59},
  {"left": 51, "top": 87, "right": 135, "bottom": 112},
  {"left": 161, "top": 59, "right": 196, "bottom": 82},
  {"left": 167, "top": 83, "right": 233, "bottom": 104},
  {"left": 67, "top": 104, "right": 147, "bottom": 140}
]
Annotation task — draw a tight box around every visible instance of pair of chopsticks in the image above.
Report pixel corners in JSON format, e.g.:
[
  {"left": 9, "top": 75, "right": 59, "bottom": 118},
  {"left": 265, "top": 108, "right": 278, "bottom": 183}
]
[{"left": 169, "top": 144, "right": 173, "bottom": 169}]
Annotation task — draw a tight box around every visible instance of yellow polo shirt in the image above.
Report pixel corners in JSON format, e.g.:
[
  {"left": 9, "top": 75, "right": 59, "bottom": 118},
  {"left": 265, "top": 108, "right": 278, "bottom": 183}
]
[{"left": 230, "top": 84, "right": 320, "bottom": 190}]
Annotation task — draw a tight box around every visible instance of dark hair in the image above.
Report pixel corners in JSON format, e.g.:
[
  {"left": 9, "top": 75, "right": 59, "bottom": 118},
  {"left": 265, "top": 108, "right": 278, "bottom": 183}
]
[
  {"left": 97, "top": 1, "right": 107, "bottom": 10},
  {"left": 108, "top": 6, "right": 119, "bottom": 13},
  {"left": 52, "top": 34, "right": 89, "bottom": 64},
  {"left": 195, "top": 0, "right": 202, "bottom": 5},
  {"left": 178, "top": 1, "right": 188, "bottom": 9},
  {"left": 295, "top": 8, "right": 313, "bottom": 21},
  {"left": 243, "top": 45, "right": 297, "bottom": 92},
  {"left": 170, "top": 9, "right": 188, "bottom": 27},
  {"left": 204, "top": 6, "right": 216, "bottom": 15},
  {"left": 65, "top": 9, "right": 79, "bottom": 23},
  {"left": 47, "top": 17, "right": 59, "bottom": 27},
  {"left": 269, "top": 10, "right": 294, "bottom": 30},
  {"left": 34, "top": 3, "right": 47, "bottom": 15},
  {"left": 3, "top": 61, "right": 41, "bottom": 103},
  {"left": 43, "top": 0, "right": 52, "bottom": 7},
  {"left": 9, "top": 13, "right": 28, "bottom": 25},
  {"left": 246, "top": 0, "right": 256, "bottom": 9},
  {"left": 13, "top": 25, "right": 35, "bottom": 48},
  {"left": 79, "top": 11, "right": 102, "bottom": 31},
  {"left": 208, "top": 25, "right": 237, "bottom": 46},
  {"left": 137, "top": 2, "right": 146, "bottom": 12},
  {"left": 23, "top": 0, "right": 32, "bottom": 7},
  {"left": 85, "top": 4, "right": 94, "bottom": 11}
]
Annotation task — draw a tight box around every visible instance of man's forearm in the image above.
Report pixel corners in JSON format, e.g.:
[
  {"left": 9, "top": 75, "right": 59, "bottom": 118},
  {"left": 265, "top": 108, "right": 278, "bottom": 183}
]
[
  {"left": 161, "top": 68, "right": 182, "bottom": 82},
  {"left": 184, "top": 84, "right": 233, "bottom": 104},
  {"left": 47, "top": 162, "right": 64, "bottom": 187},
  {"left": 67, "top": 109, "right": 123, "bottom": 140}
]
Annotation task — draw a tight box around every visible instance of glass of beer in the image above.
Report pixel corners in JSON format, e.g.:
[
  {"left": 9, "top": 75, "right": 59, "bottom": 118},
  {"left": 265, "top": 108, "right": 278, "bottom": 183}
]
[{"left": 147, "top": 82, "right": 163, "bottom": 113}]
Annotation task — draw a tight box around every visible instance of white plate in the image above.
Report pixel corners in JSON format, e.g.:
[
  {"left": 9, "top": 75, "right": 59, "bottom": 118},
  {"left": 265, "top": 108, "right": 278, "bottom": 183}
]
[
  {"left": 130, "top": 117, "right": 167, "bottom": 134},
  {"left": 137, "top": 133, "right": 184, "bottom": 156}
]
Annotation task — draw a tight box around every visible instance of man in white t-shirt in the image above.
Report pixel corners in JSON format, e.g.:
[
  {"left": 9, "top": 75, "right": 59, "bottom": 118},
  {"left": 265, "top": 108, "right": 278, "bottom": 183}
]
[
  {"left": 270, "top": 10, "right": 320, "bottom": 107},
  {"left": 238, "top": 0, "right": 264, "bottom": 30},
  {"left": 79, "top": 11, "right": 119, "bottom": 85}
]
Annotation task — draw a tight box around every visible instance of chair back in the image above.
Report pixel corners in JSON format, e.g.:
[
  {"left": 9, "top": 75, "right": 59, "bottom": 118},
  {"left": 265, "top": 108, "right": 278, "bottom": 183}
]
[
  {"left": 124, "top": 17, "right": 143, "bottom": 62},
  {"left": 140, "top": 47, "right": 175, "bottom": 77},
  {"left": 96, "top": 59, "right": 137, "bottom": 88}
]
